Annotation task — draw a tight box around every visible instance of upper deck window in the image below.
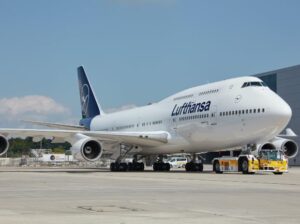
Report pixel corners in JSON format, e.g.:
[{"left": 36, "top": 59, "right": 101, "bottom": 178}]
[{"left": 241, "top": 81, "right": 267, "bottom": 88}]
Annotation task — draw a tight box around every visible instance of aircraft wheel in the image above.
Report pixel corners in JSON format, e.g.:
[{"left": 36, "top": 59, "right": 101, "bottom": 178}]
[
  {"left": 128, "top": 162, "right": 134, "bottom": 171},
  {"left": 153, "top": 162, "right": 170, "bottom": 171},
  {"left": 118, "top": 163, "right": 128, "bottom": 171},
  {"left": 139, "top": 162, "right": 145, "bottom": 171},
  {"left": 153, "top": 163, "right": 159, "bottom": 171},
  {"left": 135, "top": 162, "right": 144, "bottom": 171},
  {"left": 161, "top": 163, "right": 169, "bottom": 171},
  {"left": 110, "top": 163, "right": 117, "bottom": 172},
  {"left": 185, "top": 162, "right": 192, "bottom": 172},
  {"left": 273, "top": 172, "right": 283, "bottom": 175},
  {"left": 165, "top": 163, "right": 171, "bottom": 171}
]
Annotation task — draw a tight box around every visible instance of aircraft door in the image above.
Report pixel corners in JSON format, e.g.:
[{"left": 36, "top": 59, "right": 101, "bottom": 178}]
[{"left": 210, "top": 105, "right": 218, "bottom": 126}]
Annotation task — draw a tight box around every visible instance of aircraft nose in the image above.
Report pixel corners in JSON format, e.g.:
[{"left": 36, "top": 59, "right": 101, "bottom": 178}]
[
  {"left": 281, "top": 102, "right": 292, "bottom": 119},
  {"left": 272, "top": 98, "right": 292, "bottom": 126}
]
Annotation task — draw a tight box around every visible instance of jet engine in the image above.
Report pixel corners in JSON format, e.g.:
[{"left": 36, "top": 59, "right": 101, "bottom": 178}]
[
  {"left": 257, "top": 142, "right": 276, "bottom": 151},
  {"left": 0, "top": 135, "right": 9, "bottom": 157},
  {"left": 271, "top": 138, "right": 298, "bottom": 158},
  {"left": 71, "top": 138, "right": 103, "bottom": 162}
]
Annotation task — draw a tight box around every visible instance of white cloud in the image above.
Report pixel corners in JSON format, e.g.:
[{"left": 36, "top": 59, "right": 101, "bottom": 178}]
[
  {"left": 0, "top": 95, "right": 69, "bottom": 117},
  {"left": 0, "top": 95, "right": 72, "bottom": 128}
]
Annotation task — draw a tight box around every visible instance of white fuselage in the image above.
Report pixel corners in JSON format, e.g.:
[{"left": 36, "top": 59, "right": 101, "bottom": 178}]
[{"left": 89, "top": 76, "right": 292, "bottom": 155}]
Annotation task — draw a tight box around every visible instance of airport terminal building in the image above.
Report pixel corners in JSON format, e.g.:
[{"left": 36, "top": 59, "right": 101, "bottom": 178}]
[{"left": 256, "top": 65, "right": 300, "bottom": 166}]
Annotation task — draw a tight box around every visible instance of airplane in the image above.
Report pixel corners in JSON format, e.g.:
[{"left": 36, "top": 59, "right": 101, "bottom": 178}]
[{"left": 0, "top": 66, "right": 298, "bottom": 172}]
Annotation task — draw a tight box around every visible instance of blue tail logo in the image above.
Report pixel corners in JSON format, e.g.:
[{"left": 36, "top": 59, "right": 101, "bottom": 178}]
[
  {"left": 77, "top": 66, "right": 103, "bottom": 119},
  {"left": 80, "top": 84, "right": 90, "bottom": 118}
]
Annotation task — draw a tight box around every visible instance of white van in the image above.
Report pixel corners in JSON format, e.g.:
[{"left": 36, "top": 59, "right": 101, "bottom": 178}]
[{"left": 168, "top": 157, "right": 188, "bottom": 168}]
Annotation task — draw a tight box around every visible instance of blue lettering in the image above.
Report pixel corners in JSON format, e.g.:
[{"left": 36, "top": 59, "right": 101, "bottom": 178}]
[{"left": 171, "top": 101, "right": 211, "bottom": 116}]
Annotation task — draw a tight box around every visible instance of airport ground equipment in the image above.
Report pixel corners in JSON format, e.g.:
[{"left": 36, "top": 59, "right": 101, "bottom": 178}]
[
  {"left": 212, "top": 149, "right": 288, "bottom": 175},
  {"left": 168, "top": 157, "right": 188, "bottom": 168}
]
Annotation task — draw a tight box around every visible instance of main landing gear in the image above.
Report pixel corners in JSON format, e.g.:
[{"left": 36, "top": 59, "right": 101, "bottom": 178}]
[
  {"left": 153, "top": 155, "right": 171, "bottom": 172},
  {"left": 110, "top": 161, "right": 145, "bottom": 172},
  {"left": 185, "top": 154, "right": 203, "bottom": 172},
  {"left": 110, "top": 145, "right": 145, "bottom": 172}
]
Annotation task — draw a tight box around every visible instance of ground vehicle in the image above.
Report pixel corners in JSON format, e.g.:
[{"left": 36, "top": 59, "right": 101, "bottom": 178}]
[
  {"left": 212, "top": 149, "right": 288, "bottom": 175},
  {"left": 168, "top": 157, "right": 188, "bottom": 168}
]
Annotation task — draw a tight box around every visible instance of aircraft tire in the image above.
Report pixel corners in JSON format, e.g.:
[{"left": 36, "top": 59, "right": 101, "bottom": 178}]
[
  {"left": 185, "top": 162, "right": 192, "bottom": 172},
  {"left": 119, "top": 163, "right": 128, "bottom": 171},
  {"left": 153, "top": 162, "right": 170, "bottom": 171},
  {"left": 110, "top": 162, "right": 118, "bottom": 172}
]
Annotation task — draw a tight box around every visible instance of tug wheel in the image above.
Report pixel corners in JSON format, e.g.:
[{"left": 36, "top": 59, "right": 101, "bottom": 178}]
[
  {"left": 213, "top": 160, "right": 222, "bottom": 174},
  {"left": 241, "top": 159, "right": 249, "bottom": 174}
]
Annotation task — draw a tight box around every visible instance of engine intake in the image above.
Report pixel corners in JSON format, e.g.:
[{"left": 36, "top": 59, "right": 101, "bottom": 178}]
[
  {"left": 282, "top": 141, "right": 298, "bottom": 158},
  {"left": 257, "top": 143, "right": 276, "bottom": 151},
  {"left": 271, "top": 138, "right": 298, "bottom": 158},
  {"left": 82, "top": 140, "right": 102, "bottom": 161},
  {"left": 0, "top": 135, "right": 9, "bottom": 156},
  {"left": 71, "top": 137, "right": 103, "bottom": 162}
]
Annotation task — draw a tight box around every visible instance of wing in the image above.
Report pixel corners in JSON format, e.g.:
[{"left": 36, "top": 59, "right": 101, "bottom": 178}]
[
  {"left": 0, "top": 129, "right": 169, "bottom": 147},
  {"left": 21, "top": 120, "right": 87, "bottom": 131}
]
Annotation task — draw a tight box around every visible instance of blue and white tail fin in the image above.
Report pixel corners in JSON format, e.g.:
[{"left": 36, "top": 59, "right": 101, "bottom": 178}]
[{"left": 77, "top": 66, "right": 104, "bottom": 120}]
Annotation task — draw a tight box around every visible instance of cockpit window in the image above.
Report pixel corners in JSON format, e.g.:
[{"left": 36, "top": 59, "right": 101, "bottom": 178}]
[
  {"left": 250, "top": 82, "right": 261, "bottom": 86},
  {"left": 261, "top": 82, "right": 267, "bottom": 87},
  {"left": 241, "top": 81, "right": 267, "bottom": 88}
]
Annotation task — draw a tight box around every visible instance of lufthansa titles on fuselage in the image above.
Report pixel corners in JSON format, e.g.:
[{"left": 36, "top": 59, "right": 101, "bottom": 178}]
[{"left": 171, "top": 101, "right": 211, "bottom": 116}]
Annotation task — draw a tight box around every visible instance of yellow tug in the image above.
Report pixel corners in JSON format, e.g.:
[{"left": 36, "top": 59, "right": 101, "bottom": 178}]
[{"left": 212, "top": 149, "right": 288, "bottom": 175}]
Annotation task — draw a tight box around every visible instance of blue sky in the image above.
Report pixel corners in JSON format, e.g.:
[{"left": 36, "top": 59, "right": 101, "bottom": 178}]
[{"left": 0, "top": 0, "right": 300, "bottom": 126}]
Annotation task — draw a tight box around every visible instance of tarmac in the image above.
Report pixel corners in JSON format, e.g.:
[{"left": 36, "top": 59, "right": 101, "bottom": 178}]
[{"left": 0, "top": 166, "right": 300, "bottom": 224}]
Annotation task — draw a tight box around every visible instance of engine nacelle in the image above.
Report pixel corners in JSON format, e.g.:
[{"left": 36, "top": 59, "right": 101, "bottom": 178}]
[
  {"left": 0, "top": 135, "right": 9, "bottom": 157},
  {"left": 271, "top": 138, "right": 298, "bottom": 158},
  {"left": 71, "top": 138, "right": 103, "bottom": 162},
  {"left": 257, "top": 142, "right": 276, "bottom": 151}
]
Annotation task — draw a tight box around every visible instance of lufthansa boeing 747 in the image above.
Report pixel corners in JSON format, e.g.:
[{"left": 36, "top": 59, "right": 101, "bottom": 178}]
[{"left": 0, "top": 67, "right": 298, "bottom": 172}]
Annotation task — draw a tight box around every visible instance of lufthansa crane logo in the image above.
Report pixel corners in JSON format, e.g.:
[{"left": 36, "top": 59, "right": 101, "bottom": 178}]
[{"left": 81, "top": 84, "right": 90, "bottom": 117}]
